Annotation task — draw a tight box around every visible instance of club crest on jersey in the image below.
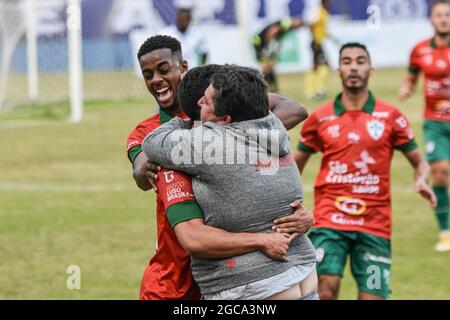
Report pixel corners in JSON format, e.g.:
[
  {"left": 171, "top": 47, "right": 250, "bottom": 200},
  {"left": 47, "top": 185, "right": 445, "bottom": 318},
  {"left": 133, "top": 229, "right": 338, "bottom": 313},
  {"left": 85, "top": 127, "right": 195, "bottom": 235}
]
[{"left": 366, "top": 120, "right": 384, "bottom": 140}]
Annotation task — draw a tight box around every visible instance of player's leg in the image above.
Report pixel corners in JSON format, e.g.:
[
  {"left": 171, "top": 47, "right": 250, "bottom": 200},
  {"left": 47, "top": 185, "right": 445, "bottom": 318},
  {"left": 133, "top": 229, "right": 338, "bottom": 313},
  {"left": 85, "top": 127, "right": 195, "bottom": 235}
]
[
  {"left": 314, "top": 44, "right": 329, "bottom": 100},
  {"left": 304, "top": 41, "right": 318, "bottom": 99},
  {"left": 350, "top": 232, "right": 391, "bottom": 300},
  {"left": 424, "top": 120, "right": 450, "bottom": 251},
  {"left": 308, "top": 228, "right": 351, "bottom": 300},
  {"left": 261, "top": 59, "right": 279, "bottom": 92}
]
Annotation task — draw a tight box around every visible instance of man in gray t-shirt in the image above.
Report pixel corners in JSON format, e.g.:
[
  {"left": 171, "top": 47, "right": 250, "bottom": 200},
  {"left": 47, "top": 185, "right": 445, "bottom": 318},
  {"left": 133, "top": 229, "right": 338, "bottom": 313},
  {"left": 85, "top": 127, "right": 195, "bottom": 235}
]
[{"left": 143, "top": 66, "right": 317, "bottom": 299}]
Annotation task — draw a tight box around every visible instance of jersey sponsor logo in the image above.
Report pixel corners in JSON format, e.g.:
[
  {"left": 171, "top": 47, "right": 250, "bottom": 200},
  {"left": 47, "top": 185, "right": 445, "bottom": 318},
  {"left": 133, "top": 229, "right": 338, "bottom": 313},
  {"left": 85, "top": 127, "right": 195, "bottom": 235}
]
[
  {"left": 331, "top": 213, "right": 365, "bottom": 226},
  {"left": 319, "top": 115, "right": 337, "bottom": 123},
  {"left": 372, "top": 111, "right": 390, "bottom": 118},
  {"left": 326, "top": 160, "right": 380, "bottom": 188},
  {"left": 366, "top": 120, "right": 385, "bottom": 140},
  {"left": 334, "top": 196, "right": 367, "bottom": 216},
  {"left": 164, "top": 171, "right": 175, "bottom": 183},
  {"left": 127, "top": 140, "right": 139, "bottom": 150},
  {"left": 348, "top": 131, "right": 361, "bottom": 144},
  {"left": 435, "top": 100, "right": 450, "bottom": 119},
  {"left": 166, "top": 180, "right": 194, "bottom": 202},
  {"left": 353, "top": 150, "right": 376, "bottom": 174},
  {"left": 327, "top": 125, "right": 340, "bottom": 138}
]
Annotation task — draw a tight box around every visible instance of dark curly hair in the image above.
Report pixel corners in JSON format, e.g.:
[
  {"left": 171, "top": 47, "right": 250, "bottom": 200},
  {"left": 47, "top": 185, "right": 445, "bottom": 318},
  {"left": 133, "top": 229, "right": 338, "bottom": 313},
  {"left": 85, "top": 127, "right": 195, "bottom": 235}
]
[
  {"left": 177, "top": 64, "right": 223, "bottom": 121},
  {"left": 137, "top": 35, "right": 183, "bottom": 61}
]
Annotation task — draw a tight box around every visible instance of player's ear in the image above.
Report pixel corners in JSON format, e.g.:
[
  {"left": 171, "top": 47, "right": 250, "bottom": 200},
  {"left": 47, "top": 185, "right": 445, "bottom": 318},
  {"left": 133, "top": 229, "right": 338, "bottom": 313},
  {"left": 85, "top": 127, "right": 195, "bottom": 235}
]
[
  {"left": 180, "top": 59, "right": 188, "bottom": 73},
  {"left": 216, "top": 114, "right": 232, "bottom": 125},
  {"left": 223, "top": 115, "right": 232, "bottom": 124}
]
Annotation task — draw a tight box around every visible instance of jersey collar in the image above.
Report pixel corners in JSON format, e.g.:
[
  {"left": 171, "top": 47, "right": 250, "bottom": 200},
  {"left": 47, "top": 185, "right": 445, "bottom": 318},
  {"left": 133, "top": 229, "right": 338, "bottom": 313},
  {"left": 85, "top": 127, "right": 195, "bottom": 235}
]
[
  {"left": 333, "top": 91, "right": 375, "bottom": 116},
  {"left": 430, "top": 37, "right": 450, "bottom": 48}
]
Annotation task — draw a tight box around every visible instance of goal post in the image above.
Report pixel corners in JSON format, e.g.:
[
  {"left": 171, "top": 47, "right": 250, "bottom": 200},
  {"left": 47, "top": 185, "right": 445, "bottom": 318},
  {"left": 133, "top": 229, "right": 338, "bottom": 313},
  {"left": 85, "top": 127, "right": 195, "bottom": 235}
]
[{"left": 67, "top": 0, "right": 83, "bottom": 123}]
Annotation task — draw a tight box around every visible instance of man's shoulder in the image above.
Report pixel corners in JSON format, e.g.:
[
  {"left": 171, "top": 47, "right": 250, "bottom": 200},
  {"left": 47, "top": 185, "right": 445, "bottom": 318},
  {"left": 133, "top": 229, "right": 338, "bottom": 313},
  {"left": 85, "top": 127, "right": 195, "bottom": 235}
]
[
  {"left": 373, "top": 99, "right": 403, "bottom": 117},
  {"left": 127, "top": 113, "right": 161, "bottom": 151},
  {"left": 133, "top": 113, "right": 161, "bottom": 134},
  {"left": 412, "top": 38, "right": 433, "bottom": 54}
]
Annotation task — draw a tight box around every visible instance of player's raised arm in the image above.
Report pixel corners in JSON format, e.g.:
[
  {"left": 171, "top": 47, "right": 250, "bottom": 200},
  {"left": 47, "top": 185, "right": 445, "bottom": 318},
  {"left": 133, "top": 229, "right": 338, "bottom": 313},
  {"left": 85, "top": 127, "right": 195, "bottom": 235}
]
[{"left": 269, "top": 93, "right": 309, "bottom": 130}]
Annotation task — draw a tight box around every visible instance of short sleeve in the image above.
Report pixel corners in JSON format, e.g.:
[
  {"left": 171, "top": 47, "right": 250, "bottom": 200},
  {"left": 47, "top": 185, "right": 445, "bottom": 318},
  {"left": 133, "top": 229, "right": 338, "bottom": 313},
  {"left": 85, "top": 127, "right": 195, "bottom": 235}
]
[
  {"left": 297, "top": 113, "right": 321, "bottom": 153},
  {"left": 126, "top": 118, "right": 158, "bottom": 163},
  {"left": 156, "top": 169, "right": 204, "bottom": 227},
  {"left": 391, "top": 110, "right": 418, "bottom": 152},
  {"left": 408, "top": 45, "right": 421, "bottom": 75}
]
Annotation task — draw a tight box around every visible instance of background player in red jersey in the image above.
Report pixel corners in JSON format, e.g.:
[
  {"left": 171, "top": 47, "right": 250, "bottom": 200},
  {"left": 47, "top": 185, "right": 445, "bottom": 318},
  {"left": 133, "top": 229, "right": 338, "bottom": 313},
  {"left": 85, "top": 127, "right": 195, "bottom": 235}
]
[
  {"left": 127, "top": 36, "right": 315, "bottom": 299},
  {"left": 399, "top": 0, "right": 450, "bottom": 252},
  {"left": 295, "top": 43, "right": 436, "bottom": 300}
]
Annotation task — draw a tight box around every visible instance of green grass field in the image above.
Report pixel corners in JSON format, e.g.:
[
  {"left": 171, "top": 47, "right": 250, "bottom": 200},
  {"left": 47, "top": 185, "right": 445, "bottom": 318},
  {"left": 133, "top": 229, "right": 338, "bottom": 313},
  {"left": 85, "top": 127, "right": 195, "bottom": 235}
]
[{"left": 0, "top": 68, "right": 448, "bottom": 300}]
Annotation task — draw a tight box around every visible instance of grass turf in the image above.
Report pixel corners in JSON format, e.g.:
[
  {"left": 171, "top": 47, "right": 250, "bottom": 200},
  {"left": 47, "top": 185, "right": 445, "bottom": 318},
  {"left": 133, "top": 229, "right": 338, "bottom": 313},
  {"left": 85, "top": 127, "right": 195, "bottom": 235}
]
[{"left": 0, "top": 68, "right": 448, "bottom": 299}]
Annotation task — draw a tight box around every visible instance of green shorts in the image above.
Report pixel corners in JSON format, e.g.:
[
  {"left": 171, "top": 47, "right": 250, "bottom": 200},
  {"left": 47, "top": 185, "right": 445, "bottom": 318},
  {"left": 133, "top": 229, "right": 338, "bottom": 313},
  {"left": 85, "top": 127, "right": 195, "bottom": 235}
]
[
  {"left": 423, "top": 120, "right": 450, "bottom": 163},
  {"left": 308, "top": 228, "right": 392, "bottom": 299}
]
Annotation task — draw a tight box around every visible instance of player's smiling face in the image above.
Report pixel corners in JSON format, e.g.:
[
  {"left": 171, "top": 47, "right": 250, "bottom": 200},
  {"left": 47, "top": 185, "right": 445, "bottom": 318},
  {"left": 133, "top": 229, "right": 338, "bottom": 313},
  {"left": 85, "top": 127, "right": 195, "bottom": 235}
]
[
  {"left": 338, "top": 47, "right": 372, "bottom": 92},
  {"left": 140, "top": 48, "right": 187, "bottom": 114},
  {"left": 431, "top": 3, "right": 450, "bottom": 36}
]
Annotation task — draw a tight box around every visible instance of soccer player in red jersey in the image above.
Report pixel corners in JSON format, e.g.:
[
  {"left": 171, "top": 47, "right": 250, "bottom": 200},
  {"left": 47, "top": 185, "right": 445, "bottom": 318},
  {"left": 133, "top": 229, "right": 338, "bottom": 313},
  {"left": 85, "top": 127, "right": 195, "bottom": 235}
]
[
  {"left": 399, "top": 0, "right": 450, "bottom": 252},
  {"left": 127, "top": 35, "right": 314, "bottom": 300},
  {"left": 295, "top": 43, "right": 436, "bottom": 300}
]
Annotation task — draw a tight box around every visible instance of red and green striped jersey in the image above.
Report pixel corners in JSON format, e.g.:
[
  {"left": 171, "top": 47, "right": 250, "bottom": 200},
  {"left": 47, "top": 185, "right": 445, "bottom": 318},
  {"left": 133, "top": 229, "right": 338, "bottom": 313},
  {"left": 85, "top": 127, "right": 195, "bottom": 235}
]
[
  {"left": 408, "top": 37, "right": 450, "bottom": 123},
  {"left": 298, "top": 92, "right": 418, "bottom": 240}
]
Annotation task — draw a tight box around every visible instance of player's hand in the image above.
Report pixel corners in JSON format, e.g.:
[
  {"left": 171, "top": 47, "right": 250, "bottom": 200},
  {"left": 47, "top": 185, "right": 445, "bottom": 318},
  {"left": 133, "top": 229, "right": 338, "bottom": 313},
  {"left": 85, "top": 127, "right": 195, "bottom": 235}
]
[
  {"left": 272, "top": 200, "right": 314, "bottom": 234},
  {"left": 415, "top": 177, "right": 437, "bottom": 208},
  {"left": 142, "top": 162, "right": 161, "bottom": 191},
  {"left": 260, "top": 232, "right": 292, "bottom": 262}
]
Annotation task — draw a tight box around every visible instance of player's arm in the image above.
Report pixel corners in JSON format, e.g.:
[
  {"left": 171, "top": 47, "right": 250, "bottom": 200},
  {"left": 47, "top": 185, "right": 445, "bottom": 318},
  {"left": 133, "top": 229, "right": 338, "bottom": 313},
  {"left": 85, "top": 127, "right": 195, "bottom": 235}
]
[
  {"left": 399, "top": 72, "right": 420, "bottom": 101},
  {"left": 173, "top": 218, "right": 291, "bottom": 261},
  {"left": 402, "top": 148, "right": 437, "bottom": 208},
  {"left": 294, "top": 151, "right": 312, "bottom": 175},
  {"left": 399, "top": 46, "right": 421, "bottom": 101},
  {"left": 269, "top": 93, "right": 308, "bottom": 130},
  {"left": 294, "top": 111, "right": 320, "bottom": 173}
]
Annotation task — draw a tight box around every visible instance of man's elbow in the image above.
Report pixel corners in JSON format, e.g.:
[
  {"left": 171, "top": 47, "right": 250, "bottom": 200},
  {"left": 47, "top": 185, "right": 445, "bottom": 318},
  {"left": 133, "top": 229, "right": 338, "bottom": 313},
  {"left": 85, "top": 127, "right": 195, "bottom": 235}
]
[{"left": 179, "top": 239, "right": 206, "bottom": 257}]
